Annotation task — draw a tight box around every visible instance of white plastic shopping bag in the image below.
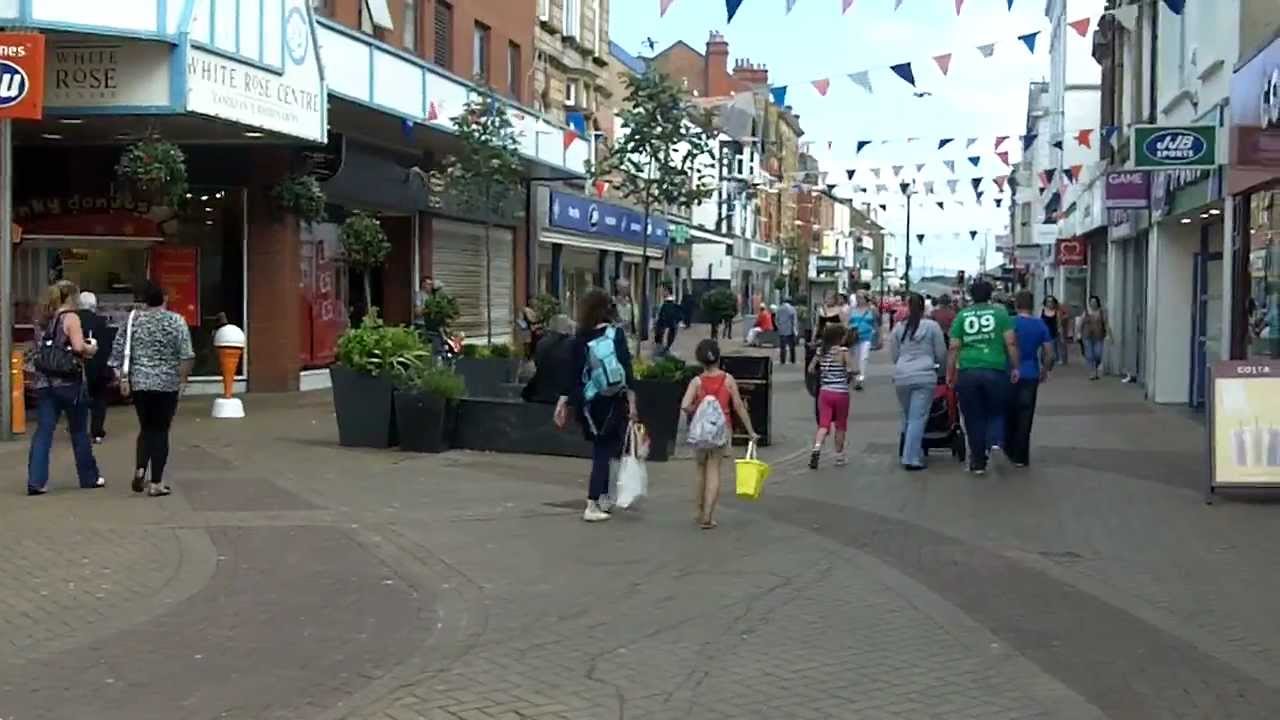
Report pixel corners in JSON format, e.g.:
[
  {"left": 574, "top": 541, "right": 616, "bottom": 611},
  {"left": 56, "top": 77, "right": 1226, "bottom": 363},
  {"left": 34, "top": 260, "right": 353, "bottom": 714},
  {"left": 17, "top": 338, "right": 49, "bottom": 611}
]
[{"left": 616, "top": 422, "right": 649, "bottom": 509}]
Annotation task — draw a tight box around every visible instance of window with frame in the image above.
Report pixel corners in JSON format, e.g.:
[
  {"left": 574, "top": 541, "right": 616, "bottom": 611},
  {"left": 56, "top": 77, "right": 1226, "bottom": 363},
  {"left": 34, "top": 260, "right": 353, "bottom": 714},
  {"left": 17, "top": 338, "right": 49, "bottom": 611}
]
[
  {"left": 433, "top": 0, "right": 453, "bottom": 70},
  {"left": 537, "top": 0, "right": 549, "bottom": 21},
  {"left": 507, "top": 42, "right": 522, "bottom": 101},
  {"left": 562, "top": 0, "right": 580, "bottom": 38},
  {"left": 359, "top": 0, "right": 373, "bottom": 33},
  {"left": 473, "top": 22, "right": 490, "bottom": 82},
  {"left": 403, "top": 0, "right": 418, "bottom": 51}
]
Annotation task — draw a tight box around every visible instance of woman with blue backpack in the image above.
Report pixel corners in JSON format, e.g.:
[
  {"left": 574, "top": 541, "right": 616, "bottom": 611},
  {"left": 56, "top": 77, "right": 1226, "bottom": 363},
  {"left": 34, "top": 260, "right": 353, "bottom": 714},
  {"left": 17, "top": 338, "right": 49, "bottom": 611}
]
[{"left": 555, "top": 288, "right": 638, "bottom": 523}]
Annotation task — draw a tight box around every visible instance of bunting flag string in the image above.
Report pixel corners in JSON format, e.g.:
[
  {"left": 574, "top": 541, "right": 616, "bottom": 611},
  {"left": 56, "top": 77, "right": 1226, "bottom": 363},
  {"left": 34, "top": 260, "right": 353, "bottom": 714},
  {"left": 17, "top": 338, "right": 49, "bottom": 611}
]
[
  {"left": 857, "top": 140, "right": 872, "bottom": 154},
  {"left": 944, "top": 160, "right": 956, "bottom": 174},
  {"left": 966, "top": 137, "right": 979, "bottom": 149},
  {"left": 933, "top": 53, "right": 952, "bottom": 76},
  {"left": 994, "top": 176, "right": 1008, "bottom": 191},
  {"left": 892, "top": 165, "right": 904, "bottom": 177},
  {"left": 969, "top": 230, "right": 979, "bottom": 241},
  {"left": 968, "top": 156, "right": 981, "bottom": 168},
  {"left": 938, "top": 138, "right": 953, "bottom": 150},
  {"left": 846, "top": 169, "right": 856, "bottom": 180},
  {"left": 997, "top": 151, "right": 1010, "bottom": 166},
  {"left": 977, "top": 42, "right": 995, "bottom": 58},
  {"left": 821, "top": 124, "right": 1118, "bottom": 152},
  {"left": 848, "top": 71, "right": 873, "bottom": 94},
  {"left": 915, "top": 163, "right": 926, "bottom": 173},
  {"left": 726, "top": 0, "right": 745, "bottom": 22},
  {"left": 1068, "top": 17, "right": 1092, "bottom": 37},
  {"left": 812, "top": 78, "right": 831, "bottom": 96},
  {"left": 890, "top": 62, "right": 916, "bottom": 88},
  {"left": 1018, "top": 31, "right": 1039, "bottom": 54},
  {"left": 947, "top": 179, "right": 959, "bottom": 194},
  {"left": 1051, "top": 139, "right": 1064, "bottom": 151},
  {"left": 871, "top": 168, "right": 881, "bottom": 179},
  {"left": 924, "top": 181, "right": 935, "bottom": 194},
  {"left": 1075, "top": 128, "right": 1093, "bottom": 149}
]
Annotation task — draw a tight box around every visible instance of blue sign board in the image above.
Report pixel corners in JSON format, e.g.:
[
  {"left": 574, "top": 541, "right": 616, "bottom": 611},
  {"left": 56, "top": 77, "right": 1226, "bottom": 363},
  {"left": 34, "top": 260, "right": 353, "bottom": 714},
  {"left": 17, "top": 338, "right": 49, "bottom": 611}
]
[{"left": 549, "top": 191, "right": 669, "bottom": 250}]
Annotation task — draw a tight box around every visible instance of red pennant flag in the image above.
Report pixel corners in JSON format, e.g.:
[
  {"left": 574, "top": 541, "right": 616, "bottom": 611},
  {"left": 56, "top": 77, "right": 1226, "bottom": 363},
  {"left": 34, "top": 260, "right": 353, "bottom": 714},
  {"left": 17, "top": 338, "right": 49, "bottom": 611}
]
[
  {"left": 594, "top": 180, "right": 608, "bottom": 198},
  {"left": 995, "top": 135, "right": 1009, "bottom": 150},
  {"left": 933, "top": 53, "right": 953, "bottom": 76},
  {"left": 563, "top": 129, "right": 579, "bottom": 150},
  {"left": 1070, "top": 163, "right": 1084, "bottom": 182},
  {"left": 660, "top": 0, "right": 676, "bottom": 16},
  {"left": 427, "top": 101, "right": 439, "bottom": 122},
  {"left": 843, "top": 0, "right": 855, "bottom": 13},
  {"left": 997, "top": 150, "right": 1010, "bottom": 166},
  {"left": 994, "top": 175, "right": 1008, "bottom": 191},
  {"left": 1075, "top": 128, "right": 1094, "bottom": 149},
  {"left": 1039, "top": 170, "right": 1050, "bottom": 189},
  {"left": 812, "top": 78, "right": 831, "bottom": 96},
  {"left": 955, "top": 0, "right": 964, "bottom": 14},
  {"left": 1068, "top": 17, "right": 1091, "bottom": 37}
]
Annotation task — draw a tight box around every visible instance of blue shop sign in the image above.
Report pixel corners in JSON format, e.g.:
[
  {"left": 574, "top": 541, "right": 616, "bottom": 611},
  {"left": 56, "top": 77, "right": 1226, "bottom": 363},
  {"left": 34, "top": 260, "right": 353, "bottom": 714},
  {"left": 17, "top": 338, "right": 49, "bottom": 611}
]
[{"left": 549, "top": 191, "right": 669, "bottom": 249}]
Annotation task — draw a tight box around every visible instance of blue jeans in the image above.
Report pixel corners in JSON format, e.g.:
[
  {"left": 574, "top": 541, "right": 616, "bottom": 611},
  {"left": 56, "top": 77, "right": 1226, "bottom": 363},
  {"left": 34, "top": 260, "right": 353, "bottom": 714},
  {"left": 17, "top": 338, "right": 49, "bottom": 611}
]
[
  {"left": 27, "top": 384, "right": 101, "bottom": 491},
  {"left": 895, "top": 382, "right": 934, "bottom": 467},
  {"left": 1084, "top": 338, "right": 1104, "bottom": 370},
  {"left": 955, "top": 369, "right": 1010, "bottom": 470}
]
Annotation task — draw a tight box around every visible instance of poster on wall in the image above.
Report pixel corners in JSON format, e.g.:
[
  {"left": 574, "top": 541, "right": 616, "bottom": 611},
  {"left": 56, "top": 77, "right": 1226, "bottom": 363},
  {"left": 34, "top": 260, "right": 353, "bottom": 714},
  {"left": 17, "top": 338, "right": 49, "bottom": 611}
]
[
  {"left": 148, "top": 246, "right": 199, "bottom": 326},
  {"left": 1210, "top": 360, "right": 1280, "bottom": 493}
]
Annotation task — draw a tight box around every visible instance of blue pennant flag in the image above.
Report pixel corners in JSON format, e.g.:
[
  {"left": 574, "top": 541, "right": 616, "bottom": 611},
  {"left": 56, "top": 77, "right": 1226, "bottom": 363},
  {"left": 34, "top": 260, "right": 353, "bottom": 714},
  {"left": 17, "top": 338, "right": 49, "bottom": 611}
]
[
  {"left": 566, "top": 111, "right": 587, "bottom": 137},
  {"left": 846, "top": 169, "right": 856, "bottom": 180},
  {"left": 970, "top": 230, "right": 979, "bottom": 240},
  {"left": 1021, "top": 133, "right": 1038, "bottom": 151},
  {"left": 971, "top": 177, "right": 983, "bottom": 193},
  {"left": 1101, "top": 125, "right": 1119, "bottom": 147},
  {"left": 890, "top": 62, "right": 916, "bottom": 87},
  {"left": 1051, "top": 139, "right": 1064, "bottom": 151},
  {"left": 727, "top": 0, "right": 745, "bottom": 22},
  {"left": 1019, "top": 31, "right": 1039, "bottom": 54},
  {"left": 968, "top": 156, "right": 981, "bottom": 167},
  {"left": 938, "top": 138, "right": 954, "bottom": 150},
  {"left": 1007, "top": 0, "right": 1014, "bottom": 8},
  {"left": 857, "top": 140, "right": 872, "bottom": 154},
  {"left": 770, "top": 86, "right": 788, "bottom": 106},
  {"left": 1162, "top": 0, "right": 1185, "bottom": 14}
]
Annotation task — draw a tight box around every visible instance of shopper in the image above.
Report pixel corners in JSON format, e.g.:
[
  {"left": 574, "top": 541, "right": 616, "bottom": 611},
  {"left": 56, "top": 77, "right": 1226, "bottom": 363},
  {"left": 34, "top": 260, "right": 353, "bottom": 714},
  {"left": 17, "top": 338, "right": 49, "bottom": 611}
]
[
  {"left": 746, "top": 302, "right": 774, "bottom": 346},
  {"left": 554, "top": 288, "right": 637, "bottom": 523},
  {"left": 776, "top": 297, "right": 798, "bottom": 364},
  {"left": 1041, "top": 296, "right": 1064, "bottom": 366},
  {"left": 946, "top": 280, "right": 1019, "bottom": 475},
  {"left": 1057, "top": 301, "right": 1074, "bottom": 365},
  {"left": 76, "top": 291, "right": 116, "bottom": 443},
  {"left": 1007, "top": 291, "right": 1055, "bottom": 467},
  {"left": 848, "top": 290, "right": 878, "bottom": 391},
  {"left": 26, "top": 281, "right": 105, "bottom": 495},
  {"left": 807, "top": 322, "right": 856, "bottom": 469},
  {"left": 930, "top": 293, "right": 957, "bottom": 345},
  {"left": 680, "top": 339, "right": 757, "bottom": 529},
  {"left": 110, "top": 281, "right": 195, "bottom": 497},
  {"left": 654, "top": 283, "right": 682, "bottom": 353},
  {"left": 1081, "top": 295, "right": 1108, "bottom": 380},
  {"left": 816, "top": 292, "right": 842, "bottom": 337},
  {"left": 890, "top": 293, "right": 947, "bottom": 471}
]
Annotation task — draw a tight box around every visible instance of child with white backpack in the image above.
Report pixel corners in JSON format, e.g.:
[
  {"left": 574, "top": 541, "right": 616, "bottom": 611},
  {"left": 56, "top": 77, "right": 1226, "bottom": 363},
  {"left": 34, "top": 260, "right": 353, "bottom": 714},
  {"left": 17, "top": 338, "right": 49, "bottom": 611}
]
[{"left": 681, "top": 340, "right": 757, "bottom": 530}]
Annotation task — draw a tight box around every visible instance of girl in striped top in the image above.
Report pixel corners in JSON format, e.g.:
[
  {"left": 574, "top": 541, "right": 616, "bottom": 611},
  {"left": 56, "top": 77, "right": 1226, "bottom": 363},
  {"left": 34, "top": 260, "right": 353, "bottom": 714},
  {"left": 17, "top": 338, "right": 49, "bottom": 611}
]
[{"left": 807, "top": 322, "right": 856, "bottom": 469}]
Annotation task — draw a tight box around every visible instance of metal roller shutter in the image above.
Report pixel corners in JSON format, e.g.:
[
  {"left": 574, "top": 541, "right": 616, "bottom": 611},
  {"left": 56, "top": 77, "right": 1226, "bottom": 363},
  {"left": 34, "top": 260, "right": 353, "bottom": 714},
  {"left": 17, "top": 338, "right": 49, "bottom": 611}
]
[{"left": 432, "top": 219, "right": 514, "bottom": 343}]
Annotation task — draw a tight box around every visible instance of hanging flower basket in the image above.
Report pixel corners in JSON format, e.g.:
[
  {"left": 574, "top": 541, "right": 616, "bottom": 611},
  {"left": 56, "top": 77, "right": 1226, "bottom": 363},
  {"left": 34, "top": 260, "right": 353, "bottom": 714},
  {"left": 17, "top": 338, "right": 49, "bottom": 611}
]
[
  {"left": 270, "top": 173, "right": 327, "bottom": 225},
  {"left": 115, "top": 135, "right": 188, "bottom": 207}
]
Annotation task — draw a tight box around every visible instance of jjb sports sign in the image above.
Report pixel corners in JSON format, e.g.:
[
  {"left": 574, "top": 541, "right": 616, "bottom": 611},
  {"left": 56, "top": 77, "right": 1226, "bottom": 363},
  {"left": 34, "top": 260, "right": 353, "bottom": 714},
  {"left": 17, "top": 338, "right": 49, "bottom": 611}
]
[
  {"left": 0, "top": 33, "right": 44, "bottom": 120},
  {"left": 1133, "top": 124, "right": 1217, "bottom": 170}
]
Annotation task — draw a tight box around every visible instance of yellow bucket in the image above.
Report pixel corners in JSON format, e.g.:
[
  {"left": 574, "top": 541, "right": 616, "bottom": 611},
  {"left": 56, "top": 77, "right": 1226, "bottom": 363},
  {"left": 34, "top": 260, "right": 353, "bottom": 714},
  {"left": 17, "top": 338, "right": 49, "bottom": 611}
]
[{"left": 735, "top": 442, "right": 770, "bottom": 500}]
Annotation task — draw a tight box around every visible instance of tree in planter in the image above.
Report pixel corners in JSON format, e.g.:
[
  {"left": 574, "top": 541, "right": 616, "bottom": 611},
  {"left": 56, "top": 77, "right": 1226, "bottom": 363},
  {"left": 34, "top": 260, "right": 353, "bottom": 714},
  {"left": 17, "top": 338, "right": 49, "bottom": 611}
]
[
  {"left": 340, "top": 211, "right": 391, "bottom": 313},
  {"left": 420, "top": 289, "right": 461, "bottom": 333},
  {"left": 700, "top": 288, "right": 738, "bottom": 338},
  {"left": 595, "top": 66, "right": 716, "bottom": 343},
  {"left": 271, "top": 173, "right": 327, "bottom": 225},
  {"left": 115, "top": 134, "right": 188, "bottom": 207},
  {"left": 444, "top": 87, "right": 524, "bottom": 346}
]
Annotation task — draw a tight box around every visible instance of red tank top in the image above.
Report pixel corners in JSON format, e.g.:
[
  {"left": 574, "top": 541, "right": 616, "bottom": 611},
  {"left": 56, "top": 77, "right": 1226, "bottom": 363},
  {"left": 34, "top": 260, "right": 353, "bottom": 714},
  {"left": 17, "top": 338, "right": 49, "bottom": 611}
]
[{"left": 697, "top": 373, "right": 732, "bottom": 420}]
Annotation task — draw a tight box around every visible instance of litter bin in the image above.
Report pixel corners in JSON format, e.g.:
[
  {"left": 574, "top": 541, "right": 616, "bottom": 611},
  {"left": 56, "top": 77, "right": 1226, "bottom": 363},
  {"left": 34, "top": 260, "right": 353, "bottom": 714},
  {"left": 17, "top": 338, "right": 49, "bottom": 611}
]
[{"left": 721, "top": 355, "right": 771, "bottom": 446}]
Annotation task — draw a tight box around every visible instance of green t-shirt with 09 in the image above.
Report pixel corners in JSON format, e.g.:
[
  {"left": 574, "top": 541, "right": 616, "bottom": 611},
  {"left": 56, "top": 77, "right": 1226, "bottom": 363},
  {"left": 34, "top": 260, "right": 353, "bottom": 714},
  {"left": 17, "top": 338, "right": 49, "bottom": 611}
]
[{"left": 949, "top": 303, "right": 1013, "bottom": 371}]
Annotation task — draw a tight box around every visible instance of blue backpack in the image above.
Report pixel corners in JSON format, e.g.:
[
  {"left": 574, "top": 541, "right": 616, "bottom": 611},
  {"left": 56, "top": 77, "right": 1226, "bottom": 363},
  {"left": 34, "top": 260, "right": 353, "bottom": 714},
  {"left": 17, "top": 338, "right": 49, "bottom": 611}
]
[{"left": 583, "top": 327, "right": 627, "bottom": 401}]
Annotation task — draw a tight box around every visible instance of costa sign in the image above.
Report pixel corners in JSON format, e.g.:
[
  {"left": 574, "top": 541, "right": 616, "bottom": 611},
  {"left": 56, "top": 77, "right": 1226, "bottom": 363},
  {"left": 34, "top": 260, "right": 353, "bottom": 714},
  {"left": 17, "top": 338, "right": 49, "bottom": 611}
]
[{"left": 0, "top": 33, "right": 45, "bottom": 120}]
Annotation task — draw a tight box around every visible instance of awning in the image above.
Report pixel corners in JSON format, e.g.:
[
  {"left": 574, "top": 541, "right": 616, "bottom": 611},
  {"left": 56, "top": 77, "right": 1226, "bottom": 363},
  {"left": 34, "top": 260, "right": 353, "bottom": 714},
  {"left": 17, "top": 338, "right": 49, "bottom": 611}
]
[{"left": 542, "top": 231, "right": 665, "bottom": 259}]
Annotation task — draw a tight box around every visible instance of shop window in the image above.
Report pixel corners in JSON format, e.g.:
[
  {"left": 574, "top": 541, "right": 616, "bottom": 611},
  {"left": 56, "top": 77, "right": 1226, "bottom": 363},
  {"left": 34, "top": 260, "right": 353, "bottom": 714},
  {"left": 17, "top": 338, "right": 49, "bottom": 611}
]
[{"left": 1249, "top": 190, "right": 1280, "bottom": 358}]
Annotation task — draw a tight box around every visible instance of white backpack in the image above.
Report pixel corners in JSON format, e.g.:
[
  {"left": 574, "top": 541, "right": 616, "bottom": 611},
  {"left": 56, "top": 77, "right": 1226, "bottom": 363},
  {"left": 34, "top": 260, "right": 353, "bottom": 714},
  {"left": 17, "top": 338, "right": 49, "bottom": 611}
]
[{"left": 687, "top": 395, "right": 729, "bottom": 450}]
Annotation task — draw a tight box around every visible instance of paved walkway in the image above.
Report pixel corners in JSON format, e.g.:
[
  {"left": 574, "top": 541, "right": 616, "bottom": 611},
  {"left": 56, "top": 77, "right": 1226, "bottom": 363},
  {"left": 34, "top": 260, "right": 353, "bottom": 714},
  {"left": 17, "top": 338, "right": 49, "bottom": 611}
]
[{"left": 2, "top": 332, "right": 1280, "bottom": 719}]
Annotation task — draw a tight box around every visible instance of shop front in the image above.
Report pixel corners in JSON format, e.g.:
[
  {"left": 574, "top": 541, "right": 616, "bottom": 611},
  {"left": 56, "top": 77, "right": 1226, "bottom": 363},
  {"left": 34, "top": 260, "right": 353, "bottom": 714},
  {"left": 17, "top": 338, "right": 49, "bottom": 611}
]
[
  {"left": 1228, "top": 33, "right": 1280, "bottom": 364},
  {"left": 735, "top": 240, "right": 776, "bottom": 313},
  {"left": 534, "top": 188, "right": 668, "bottom": 323}
]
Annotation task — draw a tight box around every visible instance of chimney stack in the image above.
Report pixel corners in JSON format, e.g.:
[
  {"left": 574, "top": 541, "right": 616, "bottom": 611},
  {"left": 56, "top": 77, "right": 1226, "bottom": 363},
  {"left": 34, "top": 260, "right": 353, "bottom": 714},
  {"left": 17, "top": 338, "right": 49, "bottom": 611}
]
[{"left": 705, "top": 31, "right": 731, "bottom": 98}]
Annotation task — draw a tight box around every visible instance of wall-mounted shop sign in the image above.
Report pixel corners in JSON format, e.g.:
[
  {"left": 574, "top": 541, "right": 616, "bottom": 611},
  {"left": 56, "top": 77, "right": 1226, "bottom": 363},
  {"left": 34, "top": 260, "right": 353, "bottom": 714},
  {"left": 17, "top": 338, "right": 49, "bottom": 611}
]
[
  {"left": 45, "top": 41, "right": 170, "bottom": 109},
  {"left": 1133, "top": 125, "right": 1218, "bottom": 170},
  {"left": 1209, "top": 360, "right": 1280, "bottom": 493},
  {"left": 1228, "top": 35, "right": 1280, "bottom": 194},
  {"left": 750, "top": 242, "right": 775, "bottom": 263},
  {"left": 814, "top": 255, "right": 843, "bottom": 273},
  {"left": 0, "top": 32, "right": 45, "bottom": 119},
  {"left": 1104, "top": 171, "right": 1149, "bottom": 209},
  {"left": 1056, "top": 237, "right": 1087, "bottom": 266},
  {"left": 548, "top": 191, "right": 670, "bottom": 249},
  {"left": 186, "top": 47, "right": 324, "bottom": 142}
]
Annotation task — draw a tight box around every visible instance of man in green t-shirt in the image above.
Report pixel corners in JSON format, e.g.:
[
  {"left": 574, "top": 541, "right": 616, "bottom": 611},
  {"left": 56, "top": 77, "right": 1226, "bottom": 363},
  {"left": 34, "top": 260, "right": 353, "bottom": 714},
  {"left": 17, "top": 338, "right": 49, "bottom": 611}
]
[{"left": 946, "top": 280, "right": 1020, "bottom": 475}]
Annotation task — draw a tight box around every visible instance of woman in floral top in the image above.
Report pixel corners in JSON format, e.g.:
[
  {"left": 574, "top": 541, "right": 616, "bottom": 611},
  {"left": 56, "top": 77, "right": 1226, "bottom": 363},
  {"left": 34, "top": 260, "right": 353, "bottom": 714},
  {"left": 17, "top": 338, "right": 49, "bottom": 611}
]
[{"left": 109, "top": 281, "right": 195, "bottom": 497}]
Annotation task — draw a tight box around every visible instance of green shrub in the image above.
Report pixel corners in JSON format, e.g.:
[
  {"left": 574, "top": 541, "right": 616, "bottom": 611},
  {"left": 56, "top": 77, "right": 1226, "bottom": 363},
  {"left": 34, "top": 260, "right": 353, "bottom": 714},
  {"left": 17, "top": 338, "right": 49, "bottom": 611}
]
[
  {"left": 336, "top": 310, "right": 428, "bottom": 377},
  {"left": 392, "top": 358, "right": 465, "bottom": 400},
  {"left": 421, "top": 290, "right": 461, "bottom": 331},
  {"left": 530, "top": 293, "right": 561, "bottom": 324},
  {"left": 115, "top": 134, "right": 188, "bottom": 206},
  {"left": 487, "top": 343, "right": 512, "bottom": 359},
  {"left": 271, "top": 174, "right": 326, "bottom": 225},
  {"left": 635, "top": 355, "right": 695, "bottom": 382},
  {"left": 461, "top": 343, "right": 482, "bottom": 358},
  {"left": 700, "top": 288, "right": 737, "bottom": 321}
]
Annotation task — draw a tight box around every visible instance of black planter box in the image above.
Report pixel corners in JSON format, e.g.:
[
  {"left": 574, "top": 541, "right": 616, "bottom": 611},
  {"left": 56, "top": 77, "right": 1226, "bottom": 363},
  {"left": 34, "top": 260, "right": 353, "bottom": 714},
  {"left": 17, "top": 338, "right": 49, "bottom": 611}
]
[
  {"left": 722, "top": 355, "right": 772, "bottom": 446},
  {"left": 330, "top": 365, "right": 397, "bottom": 448},
  {"left": 633, "top": 378, "right": 687, "bottom": 462},
  {"left": 456, "top": 357, "right": 515, "bottom": 398},
  {"left": 454, "top": 398, "right": 594, "bottom": 458},
  {"left": 394, "top": 392, "right": 457, "bottom": 453}
]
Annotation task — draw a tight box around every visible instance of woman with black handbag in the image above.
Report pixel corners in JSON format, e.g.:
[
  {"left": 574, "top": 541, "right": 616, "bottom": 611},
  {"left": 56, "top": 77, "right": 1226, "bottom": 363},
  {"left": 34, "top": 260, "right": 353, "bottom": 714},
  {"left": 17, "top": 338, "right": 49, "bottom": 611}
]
[{"left": 26, "top": 280, "right": 105, "bottom": 495}]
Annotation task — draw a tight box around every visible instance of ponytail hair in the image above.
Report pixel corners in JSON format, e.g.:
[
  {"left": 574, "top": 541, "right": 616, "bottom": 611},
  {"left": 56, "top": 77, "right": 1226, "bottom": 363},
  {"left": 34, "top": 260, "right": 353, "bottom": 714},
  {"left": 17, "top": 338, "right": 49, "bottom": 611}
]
[
  {"left": 43, "top": 280, "right": 79, "bottom": 320},
  {"left": 905, "top": 292, "right": 925, "bottom": 341}
]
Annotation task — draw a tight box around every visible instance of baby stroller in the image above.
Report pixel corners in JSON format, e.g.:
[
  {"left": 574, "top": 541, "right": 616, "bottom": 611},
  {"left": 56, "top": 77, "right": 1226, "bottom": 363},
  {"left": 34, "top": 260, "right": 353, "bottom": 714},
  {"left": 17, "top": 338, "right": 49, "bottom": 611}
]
[{"left": 898, "top": 375, "right": 966, "bottom": 463}]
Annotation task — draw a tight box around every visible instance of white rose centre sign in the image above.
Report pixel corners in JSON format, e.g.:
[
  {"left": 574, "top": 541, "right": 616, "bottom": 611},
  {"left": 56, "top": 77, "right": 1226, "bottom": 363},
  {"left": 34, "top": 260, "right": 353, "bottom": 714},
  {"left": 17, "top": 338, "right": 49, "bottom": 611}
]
[{"left": 185, "top": 48, "right": 324, "bottom": 142}]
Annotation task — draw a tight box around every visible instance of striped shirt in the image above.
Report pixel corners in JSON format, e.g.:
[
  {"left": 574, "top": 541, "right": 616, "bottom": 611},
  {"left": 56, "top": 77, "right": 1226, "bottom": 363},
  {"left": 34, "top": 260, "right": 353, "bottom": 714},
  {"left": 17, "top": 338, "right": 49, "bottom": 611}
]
[{"left": 818, "top": 348, "right": 850, "bottom": 391}]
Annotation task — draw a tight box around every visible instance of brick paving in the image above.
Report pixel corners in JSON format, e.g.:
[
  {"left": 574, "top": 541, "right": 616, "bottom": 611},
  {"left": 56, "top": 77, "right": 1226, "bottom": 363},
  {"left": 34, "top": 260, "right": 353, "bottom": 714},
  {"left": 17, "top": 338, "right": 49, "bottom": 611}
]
[{"left": 1, "top": 330, "right": 1279, "bottom": 719}]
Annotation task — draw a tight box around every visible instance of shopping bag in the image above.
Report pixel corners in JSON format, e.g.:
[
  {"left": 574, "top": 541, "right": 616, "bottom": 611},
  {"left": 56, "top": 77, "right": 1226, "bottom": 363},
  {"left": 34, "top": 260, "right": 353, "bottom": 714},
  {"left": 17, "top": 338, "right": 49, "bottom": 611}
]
[
  {"left": 616, "top": 422, "right": 649, "bottom": 509},
  {"left": 735, "top": 441, "right": 770, "bottom": 500},
  {"left": 631, "top": 421, "right": 651, "bottom": 460}
]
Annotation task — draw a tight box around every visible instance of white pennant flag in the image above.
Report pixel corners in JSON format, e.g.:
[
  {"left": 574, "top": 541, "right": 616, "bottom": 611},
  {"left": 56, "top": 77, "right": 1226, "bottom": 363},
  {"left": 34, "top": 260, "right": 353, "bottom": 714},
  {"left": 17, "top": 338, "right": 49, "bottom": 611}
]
[
  {"left": 848, "top": 70, "right": 872, "bottom": 94},
  {"left": 786, "top": 0, "right": 798, "bottom": 14},
  {"left": 966, "top": 137, "right": 978, "bottom": 149},
  {"left": 977, "top": 43, "right": 996, "bottom": 58}
]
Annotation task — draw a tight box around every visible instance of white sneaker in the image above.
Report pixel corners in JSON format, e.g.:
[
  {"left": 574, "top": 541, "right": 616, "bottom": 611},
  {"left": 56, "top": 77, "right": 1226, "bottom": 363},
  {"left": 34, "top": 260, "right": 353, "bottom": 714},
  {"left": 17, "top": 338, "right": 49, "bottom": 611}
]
[
  {"left": 147, "top": 483, "right": 172, "bottom": 497},
  {"left": 583, "top": 500, "right": 611, "bottom": 522}
]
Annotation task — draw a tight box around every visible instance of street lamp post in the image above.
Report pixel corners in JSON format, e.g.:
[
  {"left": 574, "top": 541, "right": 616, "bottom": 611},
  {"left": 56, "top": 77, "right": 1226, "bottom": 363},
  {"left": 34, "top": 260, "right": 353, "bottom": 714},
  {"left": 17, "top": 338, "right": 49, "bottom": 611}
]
[{"left": 900, "top": 182, "right": 914, "bottom": 293}]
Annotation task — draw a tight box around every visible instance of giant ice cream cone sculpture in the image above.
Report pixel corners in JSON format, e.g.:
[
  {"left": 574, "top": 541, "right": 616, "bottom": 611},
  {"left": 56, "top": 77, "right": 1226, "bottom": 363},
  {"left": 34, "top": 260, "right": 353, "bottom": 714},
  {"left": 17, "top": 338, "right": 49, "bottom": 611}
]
[{"left": 212, "top": 324, "right": 247, "bottom": 419}]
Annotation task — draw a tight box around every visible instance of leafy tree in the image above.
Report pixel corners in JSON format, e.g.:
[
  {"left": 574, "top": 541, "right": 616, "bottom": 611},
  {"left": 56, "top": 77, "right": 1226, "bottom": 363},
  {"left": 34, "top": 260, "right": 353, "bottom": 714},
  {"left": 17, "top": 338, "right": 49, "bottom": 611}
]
[
  {"left": 597, "top": 66, "right": 716, "bottom": 342},
  {"left": 339, "top": 211, "right": 391, "bottom": 312},
  {"left": 445, "top": 85, "right": 525, "bottom": 344}
]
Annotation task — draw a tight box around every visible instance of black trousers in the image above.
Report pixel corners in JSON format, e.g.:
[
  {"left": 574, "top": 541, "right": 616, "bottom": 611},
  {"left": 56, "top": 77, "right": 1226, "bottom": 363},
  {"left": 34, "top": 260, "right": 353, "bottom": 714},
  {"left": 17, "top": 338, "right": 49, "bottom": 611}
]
[
  {"left": 779, "top": 334, "right": 797, "bottom": 364},
  {"left": 655, "top": 324, "right": 677, "bottom": 350},
  {"left": 87, "top": 377, "right": 110, "bottom": 439},
  {"left": 1005, "top": 379, "right": 1040, "bottom": 466},
  {"left": 133, "top": 390, "right": 179, "bottom": 484}
]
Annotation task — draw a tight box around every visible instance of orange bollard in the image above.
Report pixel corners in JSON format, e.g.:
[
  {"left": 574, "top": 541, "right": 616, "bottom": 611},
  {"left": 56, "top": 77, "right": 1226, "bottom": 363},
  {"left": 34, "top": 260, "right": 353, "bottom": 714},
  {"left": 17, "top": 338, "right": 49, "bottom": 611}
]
[{"left": 10, "top": 350, "right": 25, "bottom": 435}]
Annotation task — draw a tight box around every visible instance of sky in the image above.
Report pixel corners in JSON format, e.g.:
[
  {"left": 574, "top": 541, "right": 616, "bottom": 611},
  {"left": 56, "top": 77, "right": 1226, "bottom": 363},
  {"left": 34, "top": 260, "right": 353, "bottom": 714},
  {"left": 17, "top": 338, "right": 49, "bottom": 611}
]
[{"left": 609, "top": 0, "right": 1055, "bottom": 275}]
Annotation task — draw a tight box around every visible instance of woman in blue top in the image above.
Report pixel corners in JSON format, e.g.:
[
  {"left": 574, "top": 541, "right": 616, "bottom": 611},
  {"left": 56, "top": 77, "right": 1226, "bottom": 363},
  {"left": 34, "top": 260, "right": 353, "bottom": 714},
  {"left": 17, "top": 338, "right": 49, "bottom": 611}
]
[
  {"left": 1006, "top": 290, "right": 1055, "bottom": 467},
  {"left": 847, "top": 290, "right": 879, "bottom": 391}
]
